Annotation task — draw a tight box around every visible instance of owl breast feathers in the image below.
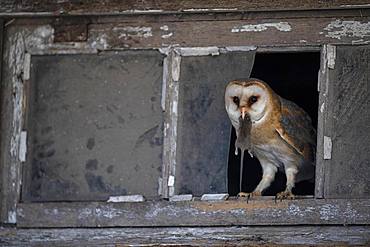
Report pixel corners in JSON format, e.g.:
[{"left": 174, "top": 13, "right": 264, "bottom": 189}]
[{"left": 225, "top": 78, "right": 316, "bottom": 199}]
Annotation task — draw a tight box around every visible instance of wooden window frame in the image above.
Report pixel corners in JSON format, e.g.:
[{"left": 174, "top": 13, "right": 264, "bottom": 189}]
[{"left": 1, "top": 17, "right": 370, "bottom": 228}]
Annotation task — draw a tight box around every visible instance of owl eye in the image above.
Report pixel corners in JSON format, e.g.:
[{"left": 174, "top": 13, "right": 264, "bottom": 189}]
[
  {"left": 249, "top": 95, "right": 258, "bottom": 104},
  {"left": 232, "top": 96, "right": 240, "bottom": 105}
]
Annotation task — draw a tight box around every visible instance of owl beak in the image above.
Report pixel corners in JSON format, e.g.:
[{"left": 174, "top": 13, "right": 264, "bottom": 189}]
[{"left": 240, "top": 106, "right": 248, "bottom": 120}]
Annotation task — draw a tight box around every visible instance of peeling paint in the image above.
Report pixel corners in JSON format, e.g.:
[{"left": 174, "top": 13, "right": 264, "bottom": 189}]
[
  {"left": 183, "top": 8, "right": 238, "bottom": 12},
  {"left": 171, "top": 54, "right": 181, "bottom": 81},
  {"left": 320, "top": 204, "right": 340, "bottom": 221},
  {"left": 167, "top": 175, "right": 175, "bottom": 187},
  {"left": 170, "top": 194, "right": 193, "bottom": 202},
  {"left": 95, "top": 206, "right": 123, "bottom": 219},
  {"left": 220, "top": 46, "right": 256, "bottom": 53},
  {"left": 323, "top": 136, "right": 332, "bottom": 160},
  {"left": 161, "top": 32, "right": 173, "bottom": 39},
  {"left": 175, "top": 47, "right": 219, "bottom": 56},
  {"left": 8, "top": 211, "right": 16, "bottom": 224},
  {"left": 201, "top": 194, "right": 229, "bottom": 201},
  {"left": 90, "top": 33, "right": 109, "bottom": 50},
  {"left": 113, "top": 26, "right": 153, "bottom": 39},
  {"left": 286, "top": 205, "right": 314, "bottom": 217},
  {"left": 160, "top": 25, "right": 169, "bottom": 31},
  {"left": 326, "top": 45, "right": 336, "bottom": 69},
  {"left": 351, "top": 39, "right": 370, "bottom": 44},
  {"left": 340, "top": 4, "right": 370, "bottom": 7},
  {"left": 22, "top": 53, "right": 31, "bottom": 80},
  {"left": 19, "top": 131, "right": 27, "bottom": 162},
  {"left": 120, "top": 9, "right": 164, "bottom": 14},
  {"left": 324, "top": 20, "right": 370, "bottom": 40},
  {"left": 107, "top": 195, "right": 145, "bottom": 202},
  {"left": 231, "top": 22, "right": 292, "bottom": 33},
  {"left": 320, "top": 103, "right": 325, "bottom": 113}
]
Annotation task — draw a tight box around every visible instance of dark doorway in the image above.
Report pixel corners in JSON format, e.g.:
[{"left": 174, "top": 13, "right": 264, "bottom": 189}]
[{"left": 228, "top": 52, "right": 320, "bottom": 196}]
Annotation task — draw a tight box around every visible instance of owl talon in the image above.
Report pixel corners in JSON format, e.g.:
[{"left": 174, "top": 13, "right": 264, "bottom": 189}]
[
  {"left": 237, "top": 192, "right": 250, "bottom": 198},
  {"left": 275, "top": 191, "right": 295, "bottom": 202},
  {"left": 237, "top": 191, "right": 261, "bottom": 203}
]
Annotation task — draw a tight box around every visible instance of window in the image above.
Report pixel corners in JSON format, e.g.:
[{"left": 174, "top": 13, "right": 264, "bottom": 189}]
[
  {"left": 22, "top": 51, "right": 164, "bottom": 202},
  {"left": 1, "top": 22, "right": 369, "bottom": 229}
]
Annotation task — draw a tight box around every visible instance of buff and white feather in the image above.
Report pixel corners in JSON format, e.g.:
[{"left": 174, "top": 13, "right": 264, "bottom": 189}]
[{"left": 225, "top": 78, "right": 316, "bottom": 200}]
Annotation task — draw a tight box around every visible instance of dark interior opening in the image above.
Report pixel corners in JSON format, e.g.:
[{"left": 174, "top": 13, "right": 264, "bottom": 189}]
[{"left": 228, "top": 52, "right": 320, "bottom": 196}]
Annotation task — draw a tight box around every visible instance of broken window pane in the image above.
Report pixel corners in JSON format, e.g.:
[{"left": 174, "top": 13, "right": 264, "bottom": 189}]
[
  {"left": 175, "top": 51, "right": 255, "bottom": 196},
  {"left": 22, "top": 51, "right": 164, "bottom": 202}
]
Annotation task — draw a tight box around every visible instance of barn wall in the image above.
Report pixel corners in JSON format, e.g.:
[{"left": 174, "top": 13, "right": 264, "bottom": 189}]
[{"left": 1, "top": 1, "right": 370, "bottom": 246}]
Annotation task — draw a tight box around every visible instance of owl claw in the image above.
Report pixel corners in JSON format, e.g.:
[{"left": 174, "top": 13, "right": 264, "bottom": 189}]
[
  {"left": 275, "top": 190, "right": 295, "bottom": 202},
  {"left": 237, "top": 192, "right": 250, "bottom": 198},
  {"left": 237, "top": 191, "right": 261, "bottom": 203}
]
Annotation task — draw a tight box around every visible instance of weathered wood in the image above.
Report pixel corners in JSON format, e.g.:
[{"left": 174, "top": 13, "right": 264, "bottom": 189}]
[
  {"left": 22, "top": 51, "right": 164, "bottom": 202},
  {"left": 0, "top": 19, "right": 4, "bottom": 222},
  {"left": 87, "top": 17, "right": 370, "bottom": 49},
  {"left": 1, "top": 225, "right": 370, "bottom": 246},
  {"left": 4, "top": 8, "right": 370, "bottom": 27},
  {"left": 323, "top": 45, "right": 370, "bottom": 199},
  {"left": 0, "top": 23, "right": 30, "bottom": 224},
  {"left": 17, "top": 199, "right": 370, "bottom": 227},
  {"left": 53, "top": 17, "right": 88, "bottom": 42},
  {"left": 315, "top": 45, "right": 329, "bottom": 199},
  {"left": 1, "top": 0, "right": 370, "bottom": 17}
]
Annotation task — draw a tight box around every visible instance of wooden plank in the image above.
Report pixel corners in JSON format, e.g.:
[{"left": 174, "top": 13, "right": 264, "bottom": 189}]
[
  {"left": 1, "top": 226, "right": 370, "bottom": 246},
  {"left": 53, "top": 17, "right": 89, "bottom": 42},
  {"left": 0, "top": 19, "right": 3, "bottom": 222},
  {"left": 0, "top": 23, "right": 26, "bottom": 224},
  {"left": 315, "top": 45, "right": 329, "bottom": 199},
  {"left": 17, "top": 199, "right": 370, "bottom": 227},
  {"left": 87, "top": 17, "right": 370, "bottom": 49},
  {"left": 324, "top": 45, "right": 370, "bottom": 199},
  {"left": 1, "top": 0, "right": 370, "bottom": 17}
]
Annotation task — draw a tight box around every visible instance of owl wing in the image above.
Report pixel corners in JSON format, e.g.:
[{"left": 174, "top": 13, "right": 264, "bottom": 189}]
[{"left": 275, "top": 97, "right": 316, "bottom": 162}]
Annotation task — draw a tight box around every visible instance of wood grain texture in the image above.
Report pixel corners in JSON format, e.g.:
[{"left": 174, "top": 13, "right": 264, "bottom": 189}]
[
  {"left": 0, "top": 24, "right": 28, "bottom": 224},
  {"left": 87, "top": 17, "right": 370, "bottom": 49},
  {"left": 1, "top": 0, "right": 370, "bottom": 16},
  {"left": 53, "top": 17, "right": 88, "bottom": 42},
  {"left": 0, "top": 19, "right": 4, "bottom": 221},
  {"left": 1, "top": 225, "right": 370, "bottom": 246},
  {"left": 324, "top": 45, "right": 370, "bottom": 199},
  {"left": 17, "top": 199, "right": 370, "bottom": 227}
]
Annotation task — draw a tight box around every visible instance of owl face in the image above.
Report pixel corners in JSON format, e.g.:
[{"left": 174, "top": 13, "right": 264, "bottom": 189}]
[{"left": 225, "top": 79, "right": 270, "bottom": 127}]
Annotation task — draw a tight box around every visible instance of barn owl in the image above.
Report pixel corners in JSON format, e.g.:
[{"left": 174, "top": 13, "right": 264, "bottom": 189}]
[{"left": 225, "top": 78, "right": 316, "bottom": 200}]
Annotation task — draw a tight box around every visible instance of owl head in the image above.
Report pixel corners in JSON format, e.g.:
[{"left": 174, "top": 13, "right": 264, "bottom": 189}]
[{"left": 225, "top": 78, "right": 276, "bottom": 129}]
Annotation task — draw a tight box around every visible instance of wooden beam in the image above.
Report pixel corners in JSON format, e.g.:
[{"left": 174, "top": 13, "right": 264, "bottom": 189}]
[
  {"left": 86, "top": 17, "right": 370, "bottom": 49},
  {"left": 1, "top": 226, "right": 369, "bottom": 246},
  {"left": 0, "top": 19, "right": 3, "bottom": 222},
  {"left": 1, "top": 0, "right": 370, "bottom": 17},
  {"left": 17, "top": 199, "right": 370, "bottom": 228}
]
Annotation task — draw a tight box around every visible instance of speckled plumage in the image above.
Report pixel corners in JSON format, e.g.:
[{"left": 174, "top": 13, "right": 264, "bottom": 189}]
[{"left": 225, "top": 78, "right": 316, "bottom": 199}]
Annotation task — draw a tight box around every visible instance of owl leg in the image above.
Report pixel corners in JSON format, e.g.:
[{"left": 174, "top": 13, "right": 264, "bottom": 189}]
[
  {"left": 276, "top": 167, "right": 298, "bottom": 201},
  {"left": 253, "top": 161, "right": 278, "bottom": 196},
  {"left": 237, "top": 160, "right": 277, "bottom": 200}
]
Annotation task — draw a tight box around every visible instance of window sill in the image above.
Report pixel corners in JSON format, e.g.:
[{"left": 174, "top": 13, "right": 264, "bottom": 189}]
[{"left": 17, "top": 198, "right": 370, "bottom": 228}]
